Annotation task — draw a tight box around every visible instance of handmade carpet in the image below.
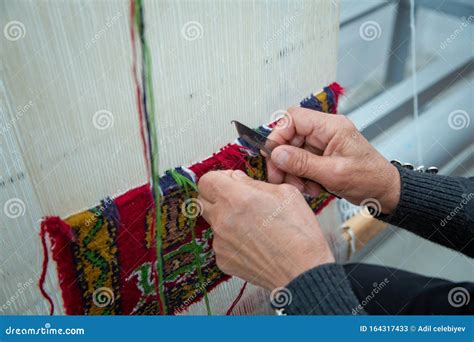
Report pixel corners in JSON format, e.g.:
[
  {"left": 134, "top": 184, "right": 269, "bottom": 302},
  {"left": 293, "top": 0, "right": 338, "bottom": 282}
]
[{"left": 39, "top": 83, "right": 343, "bottom": 315}]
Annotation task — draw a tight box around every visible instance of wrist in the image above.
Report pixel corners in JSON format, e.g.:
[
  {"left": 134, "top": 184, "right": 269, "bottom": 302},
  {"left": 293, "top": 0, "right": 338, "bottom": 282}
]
[
  {"left": 274, "top": 243, "right": 335, "bottom": 288},
  {"left": 379, "top": 164, "right": 401, "bottom": 214}
]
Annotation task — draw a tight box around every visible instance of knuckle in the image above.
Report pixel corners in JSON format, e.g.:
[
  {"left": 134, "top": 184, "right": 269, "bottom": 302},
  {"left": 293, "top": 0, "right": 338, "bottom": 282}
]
[
  {"left": 286, "top": 106, "right": 299, "bottom": 116},
  {"left": 285, "top": 107, "right": 300, "bottom": 125},
  {"left": 198, "top": 172, "right": 222, "bottom": 196},
  {"left": 339, "top": 115, "right": 352, "bottom": 126},
  {"left": 197, "top": 173, "right": 212, "bottom": 191},
  {"left": 340, "top": 116, "right": 356, "bottom": 132}
]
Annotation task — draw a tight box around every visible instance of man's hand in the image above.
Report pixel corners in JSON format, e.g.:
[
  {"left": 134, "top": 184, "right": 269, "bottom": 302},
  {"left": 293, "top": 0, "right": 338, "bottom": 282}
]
[
  {"left": 267, "top": 108, "right": 401, "bottom": 214},
  {"left": 197, "top": 170, "right": 334, "bottom": 290}
]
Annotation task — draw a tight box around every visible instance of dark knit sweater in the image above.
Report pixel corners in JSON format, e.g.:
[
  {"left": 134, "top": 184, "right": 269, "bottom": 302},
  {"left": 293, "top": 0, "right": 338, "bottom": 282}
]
[{"left": 282, "top": 165, "right": 474, "bottom": 315}]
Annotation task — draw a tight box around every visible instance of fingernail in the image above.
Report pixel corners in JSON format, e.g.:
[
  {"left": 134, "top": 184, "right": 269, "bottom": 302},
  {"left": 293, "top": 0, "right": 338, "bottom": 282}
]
[{"left": 272, "top": 148, "right": 289, "bottom": 167}]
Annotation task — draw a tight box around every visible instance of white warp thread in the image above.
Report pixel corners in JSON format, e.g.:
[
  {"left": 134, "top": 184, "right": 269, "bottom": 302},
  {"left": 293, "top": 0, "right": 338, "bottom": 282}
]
[{"left": 0, "top": 0, "right": 340, "bottom": 314}]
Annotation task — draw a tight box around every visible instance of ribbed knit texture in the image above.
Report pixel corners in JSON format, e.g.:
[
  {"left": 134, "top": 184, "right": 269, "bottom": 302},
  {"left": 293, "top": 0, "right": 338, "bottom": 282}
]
[
  {"left": 379, "top": 165, "right": 474, "bottom": 257},
  {"left": 280, "top": 168, "right": 473, "bottom": 315},
  {"left": 284, "top": 263, "right": 365, "bottom": 315}
]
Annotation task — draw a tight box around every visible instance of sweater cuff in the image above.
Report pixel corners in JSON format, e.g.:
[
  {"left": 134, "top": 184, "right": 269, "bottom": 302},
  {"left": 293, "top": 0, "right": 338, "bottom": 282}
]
[
  {"left": 281, "top": 263, "right": 365, "bottom": 315},
  {"left": 378, "top": 165, "right": 467, "bottom": 228}
]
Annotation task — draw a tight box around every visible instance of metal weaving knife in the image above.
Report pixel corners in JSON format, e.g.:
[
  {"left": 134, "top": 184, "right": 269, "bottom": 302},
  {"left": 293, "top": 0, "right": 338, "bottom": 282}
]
[
  {"left": 232, "top": 120, "right": 279, "bottom": 157},
  {"left": 232, "top": 120, "right": 341, "bottom": 199}
]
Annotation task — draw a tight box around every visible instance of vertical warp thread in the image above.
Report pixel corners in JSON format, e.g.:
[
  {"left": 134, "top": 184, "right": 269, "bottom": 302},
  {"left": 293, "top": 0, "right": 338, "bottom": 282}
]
[
  {"left": 131, "top": 0, "right": 167, "bottom": 314},
  {"left": 129, "top": 0, "right": 151, "bottom": 179},
  {"left": 129, "top": 2, "right": 160, "bottom": 309}
]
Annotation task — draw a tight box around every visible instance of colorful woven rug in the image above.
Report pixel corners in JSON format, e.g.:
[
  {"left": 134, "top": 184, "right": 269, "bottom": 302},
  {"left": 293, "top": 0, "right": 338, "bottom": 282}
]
[{"left": 39, "top": 83, "right": 343, "bottom": 315}]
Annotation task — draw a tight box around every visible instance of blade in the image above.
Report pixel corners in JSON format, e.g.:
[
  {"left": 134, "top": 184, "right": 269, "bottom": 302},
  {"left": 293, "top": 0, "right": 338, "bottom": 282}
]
[{"left": 232, "top": 120, "right": 279, "bottom": 156}]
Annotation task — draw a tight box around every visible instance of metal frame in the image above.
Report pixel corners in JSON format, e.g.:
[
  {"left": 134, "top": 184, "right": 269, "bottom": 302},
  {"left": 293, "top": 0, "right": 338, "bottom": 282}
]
[
  {"left": 416, "top": 0, "right": 474, "bottom": 18},
  {"left": 340, "top": 0, "right": 474, "bottom": 88},
  {"left": 385, "top": 0, "right": 413, "bottom": 86},
  {"left": 349, "top": 53, "right": 473, "bottom": 139},
  {"left": 339, "top": 0, "right": 474, "bottom": 260}
]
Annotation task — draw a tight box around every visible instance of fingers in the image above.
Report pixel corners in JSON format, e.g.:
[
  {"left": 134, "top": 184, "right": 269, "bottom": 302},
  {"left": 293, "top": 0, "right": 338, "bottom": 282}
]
[
  {"left": 278, "top": 170, "right": 322, "bottom": 197},
  {"left": 268, "top": 139, "right": 326, "bottom": 184},
  {"left": 198, "top": 170, "right": 232, "bottom": 202},
  {"left": 198, "top": 170, "right": 244, "bottom": 224},
  {"left": 266, "top": 107, "right": 338, "bottom": 184},
  {"left": 267, "top": 107, "right": 340, "bottom": 184},
  {"left": 198, "top": 169, "right": 259, "bottom": 203},
  {"left": 289, "top": 134, "right": 305, "bottom": 147},
  {"left": 304, "top": 181, "right": 322, "bottom": 198},
  {"left": 303, "top": 143, "right": 324, "bottom": 156},
  {"left": 267, "top": 107, "right": 339, "bottom": 151},
  {"left": 267, "top": 158, "right": 285, "bottom": 184},
  {"left": 283, "top": 173, "right": 305, "bottom": 192},
  {"left": 271, "top": 145, "right": 334, "bottom": 185}
]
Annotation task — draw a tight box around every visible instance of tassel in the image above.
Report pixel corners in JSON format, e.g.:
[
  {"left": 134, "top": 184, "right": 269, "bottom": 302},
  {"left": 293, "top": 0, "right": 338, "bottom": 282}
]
[{"left": 328, "top": 81, "right": 344, "bottom": 100}]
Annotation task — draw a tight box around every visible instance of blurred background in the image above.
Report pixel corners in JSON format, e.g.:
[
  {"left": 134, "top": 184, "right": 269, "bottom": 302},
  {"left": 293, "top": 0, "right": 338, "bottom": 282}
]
[{"left": 336, "top": 0, "right": 473, "bottom": 284}]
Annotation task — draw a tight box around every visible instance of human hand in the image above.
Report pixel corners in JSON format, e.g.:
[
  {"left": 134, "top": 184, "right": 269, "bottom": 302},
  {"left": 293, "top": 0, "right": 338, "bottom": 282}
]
[
  {"left": 267, "top": 108, "right": 400, "bottom": 214},
  {"left": 197, "top": 170, "right": 335, "bottom": 290}
]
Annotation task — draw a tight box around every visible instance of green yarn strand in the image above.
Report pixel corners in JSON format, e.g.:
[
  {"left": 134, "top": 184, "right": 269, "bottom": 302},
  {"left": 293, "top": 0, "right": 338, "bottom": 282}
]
[
  {"left": 169, "top": 170, "right": 212, "bottom": 315},
  {"left": 133, "top": 0, "right": 167, "bottom": 315}
]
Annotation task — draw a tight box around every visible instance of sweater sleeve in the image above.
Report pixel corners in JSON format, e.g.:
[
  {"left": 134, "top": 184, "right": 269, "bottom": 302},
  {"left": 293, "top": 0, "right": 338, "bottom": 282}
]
[
  {"left": 378, "top": 165, "right": 474, "bottom": 258},
  {"left": 344, "top": 263, "right": 474, "bottom": 315},
  {"left": 281, "top": 263, "right": 366, "bottom": 315}
]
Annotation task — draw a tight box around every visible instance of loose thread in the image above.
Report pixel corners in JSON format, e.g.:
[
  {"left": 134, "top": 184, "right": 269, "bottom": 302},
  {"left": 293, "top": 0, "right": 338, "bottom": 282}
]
[
  {"left": 129, "top": 0, "right": 151, "bottom": 180},
  {"left": 226, "top": 281, "right": 248, "bottom": 315},
  {"left": 132, "top": 0, "right": 167, "bottom": 314},
  {"left": 39, "top": 222, "right": 55, "bottom": 315},
  {"left": 169, "top": 169, "right": 212, "bottom": 316},
  {"left": 149, "top": 206, "right": 162, "bottom": 315}
]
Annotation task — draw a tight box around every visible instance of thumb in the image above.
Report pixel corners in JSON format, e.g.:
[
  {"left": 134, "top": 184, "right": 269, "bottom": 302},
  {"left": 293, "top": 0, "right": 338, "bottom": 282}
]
[{"left": 271, "top": 145, "right": 333, "bottom": 184}]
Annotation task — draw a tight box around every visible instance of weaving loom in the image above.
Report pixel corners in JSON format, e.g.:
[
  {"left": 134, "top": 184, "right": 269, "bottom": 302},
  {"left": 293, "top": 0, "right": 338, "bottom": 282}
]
[
  {"left": 39, "top": 83, "right": 343, "bottom": 315},
  {"left": 0, "top": 0, "right": 344, "bottom": 315}
]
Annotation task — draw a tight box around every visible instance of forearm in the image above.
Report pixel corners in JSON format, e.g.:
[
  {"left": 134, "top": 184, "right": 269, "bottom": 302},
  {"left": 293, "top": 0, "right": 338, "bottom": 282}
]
[{"left": 379, "top": 165, "right": 474, "bottom": 257}]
